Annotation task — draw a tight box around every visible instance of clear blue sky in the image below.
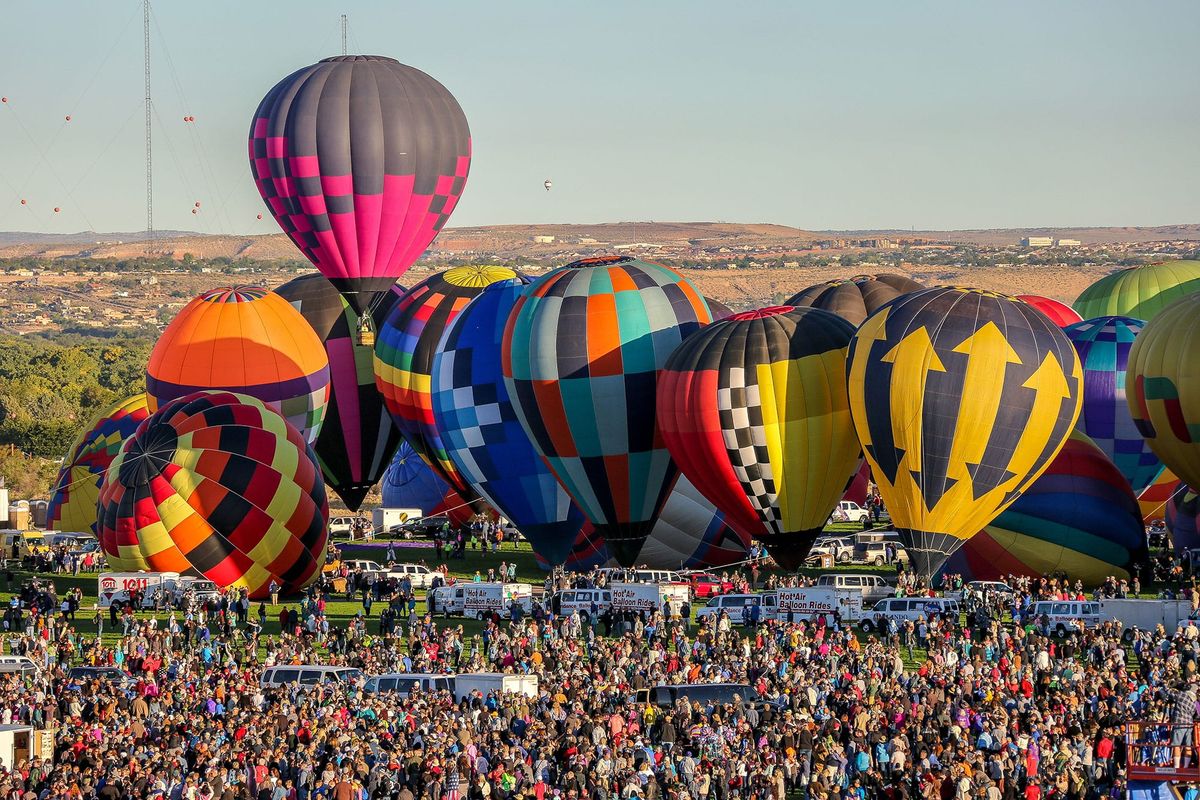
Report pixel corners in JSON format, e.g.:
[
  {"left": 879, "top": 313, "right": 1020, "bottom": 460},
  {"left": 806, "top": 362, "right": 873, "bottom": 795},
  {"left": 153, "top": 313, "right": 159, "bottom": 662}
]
[{"left": 1, "top": 0, "right": 1197, "bottom": 236}]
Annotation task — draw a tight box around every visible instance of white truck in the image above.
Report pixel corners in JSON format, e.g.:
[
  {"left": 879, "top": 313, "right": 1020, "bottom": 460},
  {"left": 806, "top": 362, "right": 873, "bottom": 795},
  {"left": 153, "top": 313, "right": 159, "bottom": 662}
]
[
  {"left": 427, "top": 582, "right": 533, "bottom": 619},
  {"left": 98, "top": 571, "right": 179, "bottom": 609},
  {"left": 774, "top": 586, "right": 863, "bottom": 625},
  {"left": 453, "top": 672, "right": 539, "bottom": 702},
  {"left": 1100, "top": 598, "right": 1196, "bottom": 639},
  {"left": 372, "top": 507, "right": 422, "bottom": 535},
  {"left": 609, "top": 582, "right": 691, "bottom": 616}
]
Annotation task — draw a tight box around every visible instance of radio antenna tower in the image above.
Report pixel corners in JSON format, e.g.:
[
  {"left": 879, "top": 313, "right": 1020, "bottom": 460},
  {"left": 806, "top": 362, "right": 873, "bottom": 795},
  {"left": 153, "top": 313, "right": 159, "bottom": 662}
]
[
  {"left": 144, "top": 0, "right": 153, "bottom": 238},
  {"left": 340, "top": 15, "right": 348, "bottom": 55}
]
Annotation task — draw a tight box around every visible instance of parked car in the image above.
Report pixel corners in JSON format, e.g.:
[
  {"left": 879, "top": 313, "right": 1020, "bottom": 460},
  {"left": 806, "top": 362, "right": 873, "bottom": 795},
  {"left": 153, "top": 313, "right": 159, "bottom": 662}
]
[
  {"left": 827, "top": 501, "right": 870, "bottom": 524},
  {"left": 852, "top": 541, "right": 908, "bottom": 566},
  {"left": 860, "top": 597, "right": 960, "bottom": 633},
  {"left": 392, "top": 516, "right": 449, "bottom": 539},
  {"left": 806, "top": 537, "right": 854, "bottom": 564},
  {"left": 329, "top": 516, "right": 358, "bottom": 537},
  {"left": 687, "top": 572, "right": 732, "bottom": 598},
  {"left": 260, "top": 665, "right": 363, "bottom": 689},
  {"left": 386, "top": 562, "right": 437, "bottom": 589}
]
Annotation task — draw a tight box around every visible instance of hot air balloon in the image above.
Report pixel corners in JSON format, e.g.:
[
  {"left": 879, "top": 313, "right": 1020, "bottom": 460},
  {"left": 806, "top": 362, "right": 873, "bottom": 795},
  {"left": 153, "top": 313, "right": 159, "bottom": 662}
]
[
  {"left": 549, "top": 474, "right": 751, "bottom": 571},
  {"left": 846, "top": 287, "right": 1083, "bottom": 578},
  {"left": 503, "top": 255, "right": 712, "bottom": 566},
  {"left": 704, "top": 297, "right": 734, "bottom": 320},
  {"left": 431, "top": 278, "right": 584, "bottom": 565},
  {"left": 658, "top": 305, "right": 860, "bottom": 568},
  {"left": 544, "top": 179, "right": 552, "bottom": 192},
  {"left": 250, "top": 55, "right": 471, "bottom": 315},
  {"left": 381, "top": 440, "right": 452, "bottom": 515},
  {"left": 374, "top": 266, "right": 521, "bottom": 500},
  {"left": 1127, "top": 293, "right": 1200, "bottom": 492},
  {"left": 786, "top": 274, "right": 923, "bottom": 327},
  {"left": 940, "top": 433, "right": 1147, "bottom": 586},
  {"left": 145, "top": 287, "right": 331, "bottom": 445},
  {"left": 1074, "top": 261, "right": 1200, "bottom": 322},
  {"left": 1016, "top": 295, "right": 1082, "bottom": 327},
  {"left": 275, "top": 274, "right": 406, "bottom": 509},
  {"left": 1063, "top": 316, "right": 1163, "bottom": 493},
  {"left": 96, "top": 392, "right": 328, "bottom": 598},
  {"left": 1167, "top": 483, "right": 1200, "bottom": 552},
  {"left": 46, "top": 394, "right": 151, "bottom": 534},
  {"left": 1138, "top": 466, "right": 1180, "bottom": 525}
]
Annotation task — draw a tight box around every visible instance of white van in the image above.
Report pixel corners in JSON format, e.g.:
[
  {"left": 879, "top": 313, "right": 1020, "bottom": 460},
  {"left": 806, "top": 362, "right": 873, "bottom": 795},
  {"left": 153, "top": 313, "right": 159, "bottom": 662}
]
[
  {"left": 0, "top": 656, "right": 40, "bottom": 675},
  {"left": 815, "top": 573, "right": 892, "bottom": 605},
  {"left": 363, "top": 673, "right": 454, "bottom": 696},
  {"left": 1028, "top": 600, "right": 1101, "bottom": 636},
  {"left": 427, "top": 582, "right": 533, "bottom": 619},
  {"left": 696, "top": 593, "right": 774, "bottom": 625},
  {"left": 860, "top": 597, "right": 960, "bottom": 633},
  {"left": 597, "top": 568, "right": 685, "bottom": 585},
  {"left": 260, "top": 665, "right": 364, "bottom": 689},
  {"left": 550, "top": 588, "right": 611, "bottom": 621},
  {"left": 610, "top": 582, "right": 691, "bottom": 616}
]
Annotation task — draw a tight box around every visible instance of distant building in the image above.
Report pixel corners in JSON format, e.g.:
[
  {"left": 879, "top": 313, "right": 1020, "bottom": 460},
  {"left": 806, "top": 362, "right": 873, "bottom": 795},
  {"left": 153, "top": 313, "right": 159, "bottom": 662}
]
[
  {"left": 1055, "top": 238, "right": 1081, "bottom": 247},
  {"left": 1021, "top": 236, "right": 1053, "bottom": 247},
  {"left": 533, "top": 235, "right": 555, "bottom": 244}
]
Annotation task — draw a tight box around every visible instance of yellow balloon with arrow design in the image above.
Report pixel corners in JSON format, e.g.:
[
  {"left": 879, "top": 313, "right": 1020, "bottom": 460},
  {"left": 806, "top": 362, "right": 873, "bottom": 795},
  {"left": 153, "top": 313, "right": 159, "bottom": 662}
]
[{"left": 846, "top": 287, "right": 1084, "bottom": 578}]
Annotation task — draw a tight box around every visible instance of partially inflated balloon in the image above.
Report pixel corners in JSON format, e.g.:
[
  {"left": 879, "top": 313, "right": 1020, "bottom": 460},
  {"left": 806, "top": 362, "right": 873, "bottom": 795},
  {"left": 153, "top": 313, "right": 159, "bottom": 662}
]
[
  {"left": 275, "top": 274, "right": 405, "bottom": 509},
  {"left": 146, "top": 287, "right": 331, "bottom": 445},
  {"left": 1074, "top": 261, "right": 1200, "bottom": 322},
  {"left": 96, "top": 392, "right": 328, "bottom": 598},
  {"left": 1063, "top": 316, "right": 1163, "bottom": 494},
  {"left": 503, "top": 255, "right": 711, "bottom": 565},
  {"left": 1016, "top": 295, "right": 1082, "bottom": 327},
  {"left": 658, "top": 306, "right": 859, "bottom": 569},
  {"left": 381, "top": 440, "right": 451, "bottom": 515},
  {"left": 940, "top": 432, "right": 1147, "bottom": 585},
  {"left": 1138, "top": 466, "right": 1180, "bottom": 525},
  {"left": 249, "top": 56, "right": 470, "bottom": 313},
  {"left": 705, "top": 297, "right": 734, "bottom": 321},
  {"left": 1167, "top": 483, "right": 1200, "bottom": 552},
  {"left": 847, "top": 287, "right": 1083, "bottom": 578},
  {"left": 431, "top": 279, "right": 583, "bottom": 565},
  {"left": 1127, "top": 293, "right": 1200, "bottom": 491},
  {"left": 787, "top": 274, "right": 923, "bottom": 327},
  {"left": 548, "top": 474, "right": 750, "bottom": 571},
  {"left": 47, "top": 394, "right": 151, "bottom": 534},
  {"left": 374, "top": 266, "right": 520, "bottom": 499}
]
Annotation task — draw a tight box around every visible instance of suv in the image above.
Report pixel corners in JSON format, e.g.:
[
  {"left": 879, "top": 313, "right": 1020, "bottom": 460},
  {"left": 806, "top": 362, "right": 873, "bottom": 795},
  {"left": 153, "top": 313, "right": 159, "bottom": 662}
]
[
  {"left": 387, "top": 563, "right": 437, "bottom": 589},
  {"left": 853, "top": 541, "right": 908, "bottom": 567},
  {"left": 828, "top": 501, "right": 870, "bottom": 524},
  {"left": 860, "top": 597, "right": 960, "bottom": 633},
  {"left": 329, "top": 517, "right": 358, "bottom": 537},
  {"left": 807, "top": 537, "right": 854, "bottom": 564}
]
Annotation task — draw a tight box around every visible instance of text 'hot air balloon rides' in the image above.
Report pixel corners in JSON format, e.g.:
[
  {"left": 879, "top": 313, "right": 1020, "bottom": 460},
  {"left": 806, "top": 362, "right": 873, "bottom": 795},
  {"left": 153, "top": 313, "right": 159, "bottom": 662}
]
[
  {"left": 431, "top": 278, "right": 584, "bottom": 566},
  {"left": 503, "top": 255, "right": 712, "bottom": 566},
  {"left": 275, "top": 275, "right": 405, "bottom": 509},
  {"left": 96, "top": 392, "right": 328, "bottom": 598},
  {"left": 250, "top": 55, "right": 471, "bottom": 324},
  {"left": 1127, "top": 293, "right": 1200, "bottom": 493},
  {"left": 374, "top": 266, "right": 521, "bottom": 503},
  {"left": 1063, "top": 316, "right": 1163, "bottom": 493},
  {"left": 847, "top": 287, "right": 1083, "bottom": 578},
  {"left": 658, "top": 306, "right": 860, "bottom": 568},
  {"left": 47, "top": 394, "right": 151, "bottom": 534},
  {"left": 145, "top": 287, "right": 330, "bottom": 445}
]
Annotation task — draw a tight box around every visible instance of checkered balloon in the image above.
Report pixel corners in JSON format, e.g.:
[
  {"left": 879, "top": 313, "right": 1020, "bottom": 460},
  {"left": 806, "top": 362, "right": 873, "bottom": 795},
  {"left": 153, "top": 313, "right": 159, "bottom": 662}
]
[{"left": 96, "top": 391, "right": 329, "bottom": 599}]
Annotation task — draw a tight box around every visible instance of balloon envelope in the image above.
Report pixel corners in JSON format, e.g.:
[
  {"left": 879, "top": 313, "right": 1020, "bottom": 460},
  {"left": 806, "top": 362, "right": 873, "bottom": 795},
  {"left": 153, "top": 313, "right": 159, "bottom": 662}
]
[
  {"left": 658, "top": 305, "right": 860, "bottom": 568},
  {"left": 96, "top": 392, "right": 328, "bottom": 598},
  {"left": 847, "top": 287, "right": 1083, "bottom": 578},
  {"left": 1138, "top": 466, "right": 1180, "bottom": 525},
  {"left": 249, "top": 56, "right": 470, "bottom": 312},
  {"left": 146, "top": 287, "right": 331, "bottom": 445},
  {"left": 1167, "top": 483, "right": 1200, "bottom": 552},
  {"left": 1064, "top": 316, "right": 1163, "bottom": 494},
  {"left": 940, "top": 432, "right": 1147, "bottom": 585},
  {"left": 381, "top": 440, "right": 451, "bottom": 516},
  {"left": 432, "top": 279, "right": 584, "bottom": 565},
  {"left": 1073, "top": 261, "right": 1200, "bottom": 322},
  {"left": 47, "top": 394, "right": 151, "bottom": 534},
  {"left": 275, "top": 274, "right": 405, "bottom": 509},
  {"left": 787, "top": 274, "right": 923, "bottom": 327},
  {"left": 1016, "top": 295, "right": 1082, "bottom": 327},
  {"left": 1127, "top": 293, "right": 1200, "bottom": 492},
  {"left": 503, "top": 255, "right": 712, "bottom": 566},
  {"left": 374, "top": 266, "right": 522, "bottom": 499}
]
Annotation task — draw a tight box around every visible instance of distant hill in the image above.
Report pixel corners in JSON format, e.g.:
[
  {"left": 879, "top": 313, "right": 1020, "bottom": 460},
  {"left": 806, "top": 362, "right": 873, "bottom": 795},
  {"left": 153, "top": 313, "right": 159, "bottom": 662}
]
[{"left": 0, "top": 221, "right": 1195, "bottom": 260}]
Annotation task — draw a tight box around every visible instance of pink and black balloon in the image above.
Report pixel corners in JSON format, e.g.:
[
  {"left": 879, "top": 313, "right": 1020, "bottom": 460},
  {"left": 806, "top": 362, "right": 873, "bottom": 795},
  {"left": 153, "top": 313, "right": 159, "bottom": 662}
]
[{"left": 249, "top": 56, "right": 471, "bottom": 314}]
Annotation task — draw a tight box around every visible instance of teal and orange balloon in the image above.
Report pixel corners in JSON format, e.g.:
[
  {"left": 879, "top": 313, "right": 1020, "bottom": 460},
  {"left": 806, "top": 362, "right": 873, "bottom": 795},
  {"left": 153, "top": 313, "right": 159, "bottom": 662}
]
[{"left": 503, "top": 255, "right": 712, "bottom": 565}]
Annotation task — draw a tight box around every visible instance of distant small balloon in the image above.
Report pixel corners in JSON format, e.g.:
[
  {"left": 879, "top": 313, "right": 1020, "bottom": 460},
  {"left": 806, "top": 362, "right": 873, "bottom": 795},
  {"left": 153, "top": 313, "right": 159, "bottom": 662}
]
[
  {"left": 1, "top": 97, "right": 7, "bottom": 104},
  {"left": 544, "top": 179, "right": 552, "bottom": 191},
  {"left": 191, "top": 209, "right": 198, "bottom": 215},
  {"left": 256, "top": 213, "right": 263, "bottom": 220},
  {"left": 54, "top": 207, "right": 61, "bottom": 213},
  {"left": 194, "top": 201, "right": 201, "bottom": 208},
  {"left": 64, "top": 115, "right": 71, "bottom": 121},
  {"left": 19, "top": 199, "right": 26, "bottom": 206},
  {"left": 188, "top": 116, "right": 195, "bottom": 122}
]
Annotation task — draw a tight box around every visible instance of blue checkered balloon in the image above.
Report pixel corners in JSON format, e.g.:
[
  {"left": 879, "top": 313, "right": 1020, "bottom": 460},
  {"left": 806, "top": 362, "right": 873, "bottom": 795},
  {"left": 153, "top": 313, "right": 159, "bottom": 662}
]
[
  {"left": 431, "top": 278, "right": 584, "bottom": 565},
  {"left": 1064, "top": 315, "right": 1164, "bottom": 494}
]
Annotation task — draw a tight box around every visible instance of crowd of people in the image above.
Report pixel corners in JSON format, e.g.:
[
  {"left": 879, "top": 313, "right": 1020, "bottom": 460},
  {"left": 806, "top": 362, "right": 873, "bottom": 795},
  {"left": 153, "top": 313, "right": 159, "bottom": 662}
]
[{"left": 0, "top": 562, "right": 1195, "bottom": 800}]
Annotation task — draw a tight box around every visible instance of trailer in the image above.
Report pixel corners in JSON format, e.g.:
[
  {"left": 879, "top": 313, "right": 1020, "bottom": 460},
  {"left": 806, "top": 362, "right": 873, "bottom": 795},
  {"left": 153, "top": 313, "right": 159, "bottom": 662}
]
[
  {"left": 372, "top": 507, "right": 421, "bottom": 534},
  {"left": 427, "top": 582, "right": 532, "bottom": 619},
  {"left": 97, "top": 572, "right": 179, "bottom": 609},
  {"left": 609, "top": 582, "right": 691, "bottom": 616},
  {"left": 1100, "top": 598, "right": 1194, "bottom": 639},
  {"left": 453, "top": 672, "right": 538, "bottom": 702}
]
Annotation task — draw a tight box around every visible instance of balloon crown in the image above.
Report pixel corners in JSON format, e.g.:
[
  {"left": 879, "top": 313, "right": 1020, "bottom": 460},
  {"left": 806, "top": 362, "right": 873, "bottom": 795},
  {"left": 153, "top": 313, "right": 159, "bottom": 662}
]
[
  {"left": 319, "top": 55, "right": 400, "bottom": 65},
  {"left": 728, "top": 306, "right": 795, "bottom": 321},
  {"left": 566, "top": 255, "right": 635, "bottom": 269},
  {"left": 117, "top": 415, "right": 178, "bottom": 489},
  {"left": 198, "top": 287, "right": 269, "bottom": 304}
]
